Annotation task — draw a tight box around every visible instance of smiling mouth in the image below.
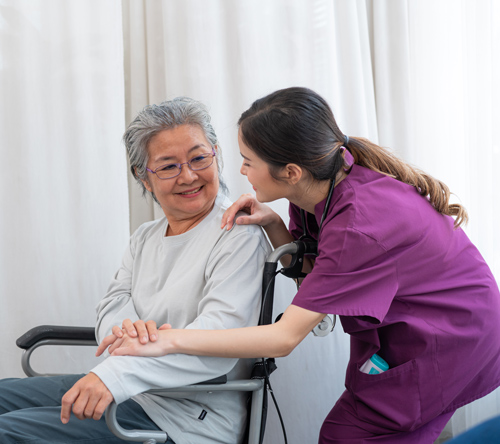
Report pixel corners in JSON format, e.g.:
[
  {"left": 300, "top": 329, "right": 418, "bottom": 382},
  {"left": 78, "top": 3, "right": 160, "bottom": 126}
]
[{"left": 178, "top": 187, "right": 202, "bottom": 195}]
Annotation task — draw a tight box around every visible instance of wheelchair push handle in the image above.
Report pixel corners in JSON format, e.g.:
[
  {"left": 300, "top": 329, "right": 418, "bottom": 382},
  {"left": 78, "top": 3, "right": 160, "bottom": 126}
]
[
  {"left": 260, "top": 240, "right": 318, "bottom": 326},
  {"left": 261, "top": 240, "right": 335, "bottom": 337}
]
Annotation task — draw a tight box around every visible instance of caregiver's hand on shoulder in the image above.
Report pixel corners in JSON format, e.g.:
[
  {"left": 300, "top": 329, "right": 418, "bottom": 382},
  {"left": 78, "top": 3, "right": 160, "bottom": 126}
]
[
  {"left": 221, "top": 193, "right": 279, "bottom": 230},
  {"left": 108, "top": 324, "right": 173, "bottom": 357}
]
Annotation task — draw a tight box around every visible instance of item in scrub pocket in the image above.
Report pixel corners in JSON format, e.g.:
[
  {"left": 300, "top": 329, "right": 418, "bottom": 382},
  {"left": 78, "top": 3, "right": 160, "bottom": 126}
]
[{"left": 360, "top": 354, "right": 389, "bottom": 374}]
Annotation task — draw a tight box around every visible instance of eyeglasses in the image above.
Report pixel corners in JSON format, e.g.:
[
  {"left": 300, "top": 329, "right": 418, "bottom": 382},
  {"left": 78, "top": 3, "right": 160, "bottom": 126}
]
[{"left": 146, "top": 148, "right": 216, "bottom": 180}]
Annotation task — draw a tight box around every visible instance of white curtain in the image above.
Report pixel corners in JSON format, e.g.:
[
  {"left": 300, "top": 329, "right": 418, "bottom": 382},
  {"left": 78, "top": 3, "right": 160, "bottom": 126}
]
[
  {"left": 1, "top": 0, "right": 498, "bottom": 441},
  {"left": 0, "top": 1, "right": 129, "bottom": 376},
  {"left": 124, "top": 0, "right": 500, "bottom": 441}
]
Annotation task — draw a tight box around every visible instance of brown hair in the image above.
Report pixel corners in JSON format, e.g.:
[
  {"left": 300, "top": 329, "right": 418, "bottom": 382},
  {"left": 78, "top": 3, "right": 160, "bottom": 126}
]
[{"left": 238, "top": 87, "right": 468, "bottom": 228}]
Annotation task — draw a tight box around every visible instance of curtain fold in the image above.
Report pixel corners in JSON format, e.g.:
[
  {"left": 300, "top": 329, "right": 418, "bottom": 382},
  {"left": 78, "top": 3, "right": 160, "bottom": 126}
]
[{"left": 0, "top": 0, "right": 129, "bottom": 377}]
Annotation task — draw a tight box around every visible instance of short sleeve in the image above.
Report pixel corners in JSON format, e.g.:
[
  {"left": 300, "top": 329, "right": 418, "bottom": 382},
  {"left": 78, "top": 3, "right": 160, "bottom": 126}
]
[{"left": 292, "top": 224, "right": 398, "bottom": 324}]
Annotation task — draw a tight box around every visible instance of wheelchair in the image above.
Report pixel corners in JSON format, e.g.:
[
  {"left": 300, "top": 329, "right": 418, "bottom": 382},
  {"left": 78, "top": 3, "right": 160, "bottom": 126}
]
[{"left": 16, "top": 240, "right": 324, "bottom": 444}]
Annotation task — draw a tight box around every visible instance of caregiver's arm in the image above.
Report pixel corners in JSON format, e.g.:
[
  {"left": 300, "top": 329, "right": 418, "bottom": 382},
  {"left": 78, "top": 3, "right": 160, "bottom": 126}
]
[{"left": 109, "top": 304, "right": 326, "bottom": 359}]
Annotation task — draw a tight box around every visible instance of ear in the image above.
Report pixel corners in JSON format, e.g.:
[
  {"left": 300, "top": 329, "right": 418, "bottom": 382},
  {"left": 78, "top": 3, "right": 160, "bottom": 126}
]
[
  {"left": 136, "top": 167, "right": 153, "bottom": 193},
  {"left": 142, "top": 179, "right": 153, "bottom": 193},
  {"left": 280, "top": 163, "right": 303, "bottom": 185}
]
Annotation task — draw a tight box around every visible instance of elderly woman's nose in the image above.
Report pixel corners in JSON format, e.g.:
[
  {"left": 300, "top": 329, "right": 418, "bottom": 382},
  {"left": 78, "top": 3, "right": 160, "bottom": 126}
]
[{"left": 177, "top": 164, "right": 198, "bottom": 182}]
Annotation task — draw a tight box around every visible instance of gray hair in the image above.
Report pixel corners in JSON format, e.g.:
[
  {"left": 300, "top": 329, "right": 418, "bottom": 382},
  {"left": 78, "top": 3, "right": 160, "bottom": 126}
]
[{"left": 123, "top": 97, "right": 228, "bottom": 202}]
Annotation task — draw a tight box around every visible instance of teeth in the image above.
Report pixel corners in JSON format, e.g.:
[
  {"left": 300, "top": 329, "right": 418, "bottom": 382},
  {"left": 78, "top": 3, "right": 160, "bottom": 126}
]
[{"left": 180, "top": 187, "right": 201, "bottom": 195}]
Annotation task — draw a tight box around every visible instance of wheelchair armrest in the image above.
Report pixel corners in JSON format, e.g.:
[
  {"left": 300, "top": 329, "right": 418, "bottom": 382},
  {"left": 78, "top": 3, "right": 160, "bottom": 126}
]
[
  {"left": 16, "top": 326, "right": 228, "bottom": 384},
  {"left": 194, "top": 374, "right": 227, "bottom": 385},
  {"left": 16, "top": 325, "right": 96, "bottom": 349},
  {"left": 16, "top": 325, "right": 97, "bottom": 377},
  {"left": 105, "top": 379, "right": 265, "bottom": 444}
]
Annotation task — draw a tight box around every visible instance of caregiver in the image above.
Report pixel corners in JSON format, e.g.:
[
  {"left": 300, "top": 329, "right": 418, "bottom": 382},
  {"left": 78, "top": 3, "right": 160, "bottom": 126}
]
[{"left": 100, "top": 87, "right": 500, "bottom": 444}]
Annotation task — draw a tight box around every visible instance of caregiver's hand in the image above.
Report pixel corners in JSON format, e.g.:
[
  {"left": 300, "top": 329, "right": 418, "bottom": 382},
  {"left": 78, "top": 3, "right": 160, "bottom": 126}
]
[
  {"left": 95, "top": 320, "right": 171, "bottom": 357},
  {"left": 108, "top": 325, "right": 173, "bottom": 357},
  {"left": 221, "top": 193, "right": 280, "bottom": 230}
]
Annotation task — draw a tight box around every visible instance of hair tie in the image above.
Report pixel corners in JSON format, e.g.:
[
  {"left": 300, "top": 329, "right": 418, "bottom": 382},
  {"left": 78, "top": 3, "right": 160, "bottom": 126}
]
[
  {"left": 344, "top": 135, "right": 349, "bottom": 146},
  {"left": 340, "top": 146, "right": 354, "bottom": 172}
]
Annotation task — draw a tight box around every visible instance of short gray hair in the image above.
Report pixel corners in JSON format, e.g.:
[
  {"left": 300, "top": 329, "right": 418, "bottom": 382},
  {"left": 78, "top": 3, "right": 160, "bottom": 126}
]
[{"left": 123, "top": 97, "right": 228, "bottom": 202}]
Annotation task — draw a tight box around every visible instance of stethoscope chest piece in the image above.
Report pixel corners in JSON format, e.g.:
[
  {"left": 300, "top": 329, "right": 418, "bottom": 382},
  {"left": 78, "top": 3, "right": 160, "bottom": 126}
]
[{"left": 312, "top": 314, "right": 336, "bottom": 337}]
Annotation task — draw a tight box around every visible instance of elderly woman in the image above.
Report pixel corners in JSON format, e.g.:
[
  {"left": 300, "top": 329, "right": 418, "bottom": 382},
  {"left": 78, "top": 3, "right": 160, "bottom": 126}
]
[{"left": 0, "top": 97, "right": 270, "bottom": 444}]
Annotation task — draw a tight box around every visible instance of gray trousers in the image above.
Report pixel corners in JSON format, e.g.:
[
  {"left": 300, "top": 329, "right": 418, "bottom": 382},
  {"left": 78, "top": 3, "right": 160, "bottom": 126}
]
[{"left": 0, "top": 374, "right": 175, "bottom": 444}]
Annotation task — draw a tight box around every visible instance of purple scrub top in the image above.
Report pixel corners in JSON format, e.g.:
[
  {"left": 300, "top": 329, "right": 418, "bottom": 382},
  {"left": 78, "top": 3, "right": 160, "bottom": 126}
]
[{"left": 290, "top": 165, "right": 500, "bottom": 433}]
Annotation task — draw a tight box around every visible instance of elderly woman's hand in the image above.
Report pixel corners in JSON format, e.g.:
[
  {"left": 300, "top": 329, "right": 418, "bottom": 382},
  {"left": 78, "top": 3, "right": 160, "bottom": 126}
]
[
  {"left": 221, "top": 193, "right": 280, "bottom": 230},
  {"left": 95, "top": 320, "right": 171, "bottom": 357},
  {"left": 119, "top": 319, "right": 160, "bottom": 344},
  {"left": 107, "top": 324, "right": 173, "bottom": 357}
]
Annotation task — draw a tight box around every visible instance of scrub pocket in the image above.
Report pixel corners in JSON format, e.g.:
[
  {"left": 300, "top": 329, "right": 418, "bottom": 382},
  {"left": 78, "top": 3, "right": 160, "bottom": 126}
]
[{"left": 349, "top": 359, "right": 422, "bottom": 433}]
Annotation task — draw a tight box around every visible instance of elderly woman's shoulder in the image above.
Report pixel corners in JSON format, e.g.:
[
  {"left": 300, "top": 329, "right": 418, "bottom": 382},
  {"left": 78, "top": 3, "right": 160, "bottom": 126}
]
[
  {"left": 219, "top": 196, "right": 264, "bottom": 235},
  {"left": 130, "top": 217, "right": 167, "bottom": 241},
  {"left": 218, "top": 198, "right": 270, "bottom": 252}
]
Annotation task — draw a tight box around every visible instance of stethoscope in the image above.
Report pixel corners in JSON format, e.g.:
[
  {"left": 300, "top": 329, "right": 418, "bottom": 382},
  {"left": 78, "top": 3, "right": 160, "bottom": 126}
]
[
  {"left": 281, "top": 146, "right": 354, "bottom": 336},
  {"left": 298, "top": 145, "right": 352, "bottom": 243},
  {"left": 299, "top": 178, "right": 337, "bottom": 337},
  {"left": 297, "top": 144, "right": 355, "bottom": 336},
  {"left": 298, "top": 173, "right": 336, "bottom": 244}
]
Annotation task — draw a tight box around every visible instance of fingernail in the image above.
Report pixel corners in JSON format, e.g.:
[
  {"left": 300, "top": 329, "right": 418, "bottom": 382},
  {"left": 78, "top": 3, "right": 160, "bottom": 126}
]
[
  {"left": 142, "top": 336, "right": 148, "bottom": 343},
  {"left": 151, "top": 334, "right": 157, "bottom": 341}
]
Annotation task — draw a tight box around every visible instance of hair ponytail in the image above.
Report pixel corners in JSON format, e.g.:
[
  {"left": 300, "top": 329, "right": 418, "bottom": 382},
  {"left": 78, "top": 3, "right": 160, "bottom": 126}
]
[
  {"left": 346, "top": 137, "right": 468, "bottom": 228},
  {"left": 239, "top": 86, "right": 468, "bottom": 228}
]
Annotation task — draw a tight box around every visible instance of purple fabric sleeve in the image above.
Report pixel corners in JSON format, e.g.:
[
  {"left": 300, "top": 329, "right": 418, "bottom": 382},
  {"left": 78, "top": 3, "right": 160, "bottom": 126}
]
[{"left": 292, "top": 223, "right": 397, "bottom": 323}]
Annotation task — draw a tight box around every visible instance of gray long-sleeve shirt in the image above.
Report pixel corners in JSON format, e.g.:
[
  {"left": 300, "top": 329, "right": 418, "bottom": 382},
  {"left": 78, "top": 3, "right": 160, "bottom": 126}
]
[{"left": 91, "top": 194, "right": 271, "bottom": 444}]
